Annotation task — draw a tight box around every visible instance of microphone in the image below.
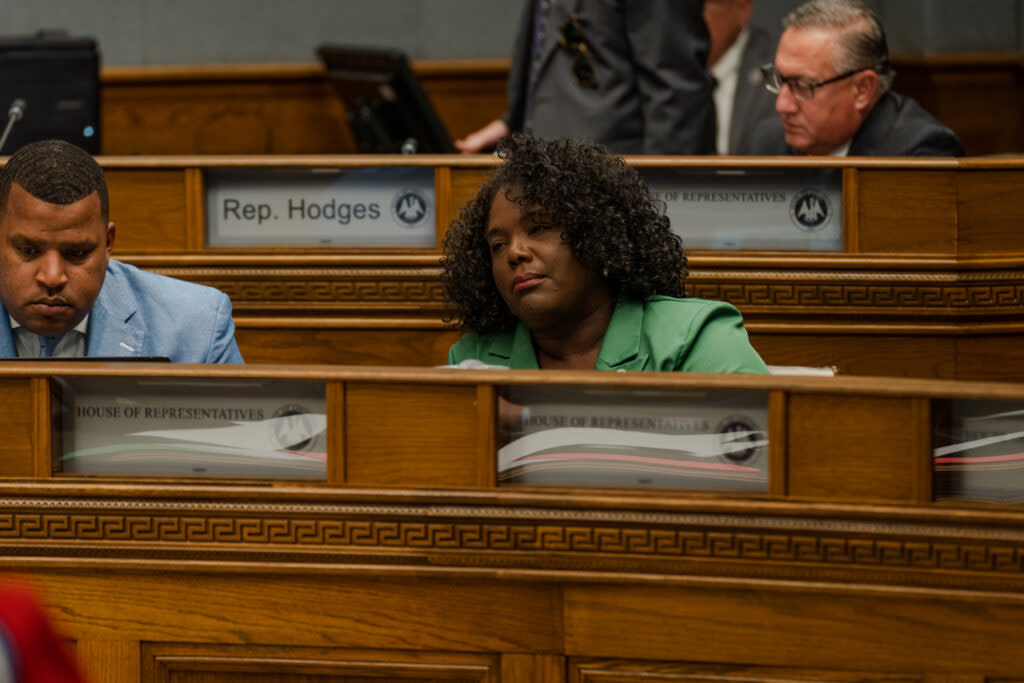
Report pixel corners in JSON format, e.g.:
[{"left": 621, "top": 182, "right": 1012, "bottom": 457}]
[
  {"left": 0, "top": 99, "right": 27, "bottom": 154},
  {"left": 8, "top": 99, "right": 25, "bottom": 121}
]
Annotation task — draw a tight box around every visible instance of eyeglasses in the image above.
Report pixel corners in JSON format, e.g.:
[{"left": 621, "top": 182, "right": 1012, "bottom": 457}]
[
  {"left": 559, "top": 14, "right": 597, "bottom": 89},
  {"left": 760, "top": 63, "right": 871, "bottom": 100}
]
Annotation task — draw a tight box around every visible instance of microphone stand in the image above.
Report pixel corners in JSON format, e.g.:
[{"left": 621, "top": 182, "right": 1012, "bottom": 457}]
[{"left": 0, "top": 99, "right": 26, "bottom": 154}]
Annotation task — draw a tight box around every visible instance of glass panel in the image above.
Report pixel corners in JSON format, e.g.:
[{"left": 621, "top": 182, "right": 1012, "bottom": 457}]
[
  {"left": 206, "top": 166, "right": 436, "bottom": 247},
  {"left": 640, "top": 167, "right": 842, "bottom": 251},
  {"left": 54, "top": 376, "right": 327, "bottom": 479},
  {"left": 933, "top": 398, "right": 1024, "bottom": 502},
  {"left": 496, "top": 385, "right": 769, "bottom": 490}
]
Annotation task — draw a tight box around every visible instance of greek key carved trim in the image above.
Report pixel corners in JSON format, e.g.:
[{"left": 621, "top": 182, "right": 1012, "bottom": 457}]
[
  {"left": 2, "top": 498, "right": 1023, "bottom": 575},
  {"left": 687, "top": 281, "right": 1024, "bottom": 310}
]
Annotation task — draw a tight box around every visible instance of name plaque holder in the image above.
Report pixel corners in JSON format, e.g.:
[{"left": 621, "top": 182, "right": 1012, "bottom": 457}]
[
  {"left": 205, "top": 166, "right": 437, "bottom": 248},
  {"left": 495, "top": 384, "right": 770, "bottom": 491},
  {"left": 641, "top": 167, "right": 843, "bottom": 251},
  {"left": 933, "top": 398, "right": 1024, "bottom": 503},
  {"left": 51, "top": 375, "right": 327, "bottom": 479}
]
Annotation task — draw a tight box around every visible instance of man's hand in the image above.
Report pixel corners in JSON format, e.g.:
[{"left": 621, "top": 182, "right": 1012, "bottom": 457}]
[{"left": 455, "top": 119, "right": 510, "bottom": 154}]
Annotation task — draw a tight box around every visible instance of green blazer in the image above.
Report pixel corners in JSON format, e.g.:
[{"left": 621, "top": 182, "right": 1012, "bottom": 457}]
[{"left": 448, "top": 297, "right": 768, "bottom": 373}]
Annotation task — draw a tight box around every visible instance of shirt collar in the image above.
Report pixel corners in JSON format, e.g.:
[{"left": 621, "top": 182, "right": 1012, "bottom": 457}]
[
  {"left": 830, "top": 140, "right": 852, "bottom": 157},
  {"left": 711, "top": 27, "right": 750, "bottom": 83},
  {"left": 595, "top": 299, "right": 644, "bottom": 369},
  {"left": 9, "top": 313, "right": 89, "bottom": 336},
  {"left": 508, "top": 322, "right": 540, "bottom": 369}
]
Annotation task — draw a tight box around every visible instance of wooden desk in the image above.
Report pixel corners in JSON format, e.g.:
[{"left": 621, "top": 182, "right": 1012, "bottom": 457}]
[
  {"left": 100, "top": 60, "right": 509, "bottom": 156},
  {"left": 1, "top": 364, "right": 1024, "bottom": 682},
  {"left": 98, "top": 56, "right": 1024, "bottom": 157},
  {"left": 98, "top": 156, "right": 1024, "bottom": 379}
]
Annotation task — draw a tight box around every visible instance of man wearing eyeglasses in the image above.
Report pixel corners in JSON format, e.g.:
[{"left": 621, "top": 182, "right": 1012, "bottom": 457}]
[
  {"left": 749, "top": 0, "right": 963, "bottom": 157},
  {"left": 455, "top": 0, "right": 716, "bottom": 156}
]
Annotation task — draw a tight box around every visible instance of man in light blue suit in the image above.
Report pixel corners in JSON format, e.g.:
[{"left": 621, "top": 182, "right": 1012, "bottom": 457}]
[{"left": 0, "top": 139, "right": 243, "bottom": 362}]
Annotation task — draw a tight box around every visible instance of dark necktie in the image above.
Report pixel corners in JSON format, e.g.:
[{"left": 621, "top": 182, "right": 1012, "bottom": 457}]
[{"left": 38, "top": 335, "right": 58, "bottom": 358}]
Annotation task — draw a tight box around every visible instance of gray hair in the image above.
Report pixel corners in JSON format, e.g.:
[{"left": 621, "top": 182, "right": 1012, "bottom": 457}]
[{"left": 783, "top": 0, "right": 894, "bottom": 93}]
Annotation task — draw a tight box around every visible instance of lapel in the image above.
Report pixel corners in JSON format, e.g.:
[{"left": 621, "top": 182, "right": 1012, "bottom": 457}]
[
  {"left": 485, "top": 323, "right": 540, "bottom": 370},
  {"left": 0, "top": 308, "right": 16, "bottom": 357},
  {"left": 530, "top": 0, "right": 581, "bottom": 93},
  {"left": 483, "top": 299, "right": 649, "bottom": 371},
  {"left": 86, "top": 263, "right": 146, "bottom": 357},
  {"left": 595, "top": 299, "right": 649, "bottom": 371},
  {"left": 848, "top": 91, "right": 893, "bottom": 156},
  {"left": 730, "top": 31, "right": 766, "bottom": 154}
]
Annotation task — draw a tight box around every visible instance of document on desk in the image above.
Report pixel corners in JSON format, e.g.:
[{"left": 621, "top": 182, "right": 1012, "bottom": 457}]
[
  {"left": 498, "top": 426, "right": 767, "bottom": 489},
  {"left": 56, "top": 376, "right": 327, "bottom": 478},
  {"left": 933, "top": 402, "right": 1024, "bottom": 502},
  {"left": 496, "top": 385, "right": 769, "bottom": 490}
]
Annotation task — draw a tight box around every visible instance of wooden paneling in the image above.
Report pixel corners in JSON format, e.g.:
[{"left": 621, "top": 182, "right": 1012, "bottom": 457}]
[
  {"left": 31, "top": 571, "right": 562, "bottom": 651},
  {"left": 345, "top": 382, "right": 490, "bottom": 487},
  {"left": 502, "top": 654, "right": 565, "bottom": 683},
  {"left": 78, "top": 640, "right": 140, "bottom": 683},
  {"left": 786, "top": 394, "right": 928, "bottom": 502},
  {"left": 893, "top": 53, "right": 1024, "bottom": 156},
  {"left": 0, "top": 378, "right": 40, "bottom": 477},
  {"left": 571, "top": 660, "right": 934, "bottom": 683},
  {"left": 142, "top": 644, "right": 499, "bottom": 683},
  {"left": 854, "top": 170, "right": 957, "bottom": 255},
  {"left": 564, "top": 583, "right": 1024, "bottom": 674},
  {"left": 106, "top": 169, "right": 190, "bottom": 253},
  {"left": 232, "top": 325, "right": 458, "bottom": 367},
  {"left": 956, "top": 335, "right": 1024, "bottom": 382},
  {"left": 31, "top": 378, "right": 52, "bottom": 478},
  {"left": 102, "top": 66, "right": 354, "bottom": 155},
  {"left": 449, "top": 168, "right": 494, "bottom": 225},
  {"left": 956, "top": 169, "right": 1024, "bottom": 256},
  {"left": 100, "top": 61, "right": 508, "bottom": 156},
  {"left": 748, "top": 333, "right": 958, "bottom": 379}
]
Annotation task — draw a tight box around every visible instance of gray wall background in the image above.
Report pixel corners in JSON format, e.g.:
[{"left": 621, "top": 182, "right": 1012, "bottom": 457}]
[{"left": 3, "top": 0, "right": 1022, "bottom": 66}]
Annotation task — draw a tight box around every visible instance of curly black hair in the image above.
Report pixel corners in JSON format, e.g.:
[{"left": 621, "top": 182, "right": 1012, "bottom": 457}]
[{"left": 440, "top": 134, "right": 687, "bottom": 335}]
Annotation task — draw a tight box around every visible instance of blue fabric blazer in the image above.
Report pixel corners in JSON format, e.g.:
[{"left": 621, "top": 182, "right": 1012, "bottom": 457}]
[{"left": 0, "top": 259, "right": 243, "bottom": 363}]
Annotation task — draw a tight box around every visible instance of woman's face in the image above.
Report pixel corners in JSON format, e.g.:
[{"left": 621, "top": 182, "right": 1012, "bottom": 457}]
[{"left": 485, "top": 188, "right": 611, "bottom": 333}]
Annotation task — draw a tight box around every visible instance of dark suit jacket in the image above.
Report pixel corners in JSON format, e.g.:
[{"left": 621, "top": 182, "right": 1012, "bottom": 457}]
[
  {"left": 727, "top": 26, "right": 777, "bottom": 155},
  {"left": 746, "top": 91, "right": 965, "bottom": 156},
  {"left": 503, "top": 0, "right": 715, "bottom": 154}
]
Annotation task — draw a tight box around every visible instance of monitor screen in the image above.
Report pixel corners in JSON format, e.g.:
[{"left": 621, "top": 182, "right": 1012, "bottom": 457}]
[
  {"left": 0, "top": 32, "right": 100, "bottom": 155},
  {"left": 317, "top": 44, "right": 455, "bottom": 154}
]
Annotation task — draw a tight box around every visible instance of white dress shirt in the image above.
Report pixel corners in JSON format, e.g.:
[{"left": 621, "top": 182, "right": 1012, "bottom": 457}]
[
  {"left": 830, "top": 140, "right": 852, "bottom": 157},
  {"left": 711, "top": 27, "right": 751, "bottom": 155},
  {"left": 10, "top": 314, "right": 89, "bottom": 358}
]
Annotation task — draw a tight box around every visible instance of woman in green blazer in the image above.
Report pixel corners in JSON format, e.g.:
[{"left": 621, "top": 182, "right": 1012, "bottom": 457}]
[{"left": 441, "top": 134, "right": 767, "bottom": 374}]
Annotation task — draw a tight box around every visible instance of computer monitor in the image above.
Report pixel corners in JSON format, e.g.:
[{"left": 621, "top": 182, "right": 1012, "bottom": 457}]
[
  {"left": 316, "top": 44, "right": 455, "bottom": 154},
  {"left": 0, "top": 31, "right": 100, "bottom": 155}
]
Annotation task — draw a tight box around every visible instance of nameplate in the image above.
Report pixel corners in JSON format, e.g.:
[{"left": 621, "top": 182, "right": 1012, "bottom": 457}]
[
  {"left": 206, "top": 167, "right": 436, "bottom": 247},
  {"left": 497, "top": 385, "right": 769, "bottom": 490},
  {"left": 641, "top": 168, "right": 843, "bottom": 251},
  {"left": 57, "top": 376, "right": 327, "bottom": 479}
]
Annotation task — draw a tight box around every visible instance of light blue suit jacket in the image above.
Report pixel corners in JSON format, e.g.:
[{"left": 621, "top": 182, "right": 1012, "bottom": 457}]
[{"left": 0, "top": 260, "right": 243, "bottom": 363}]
